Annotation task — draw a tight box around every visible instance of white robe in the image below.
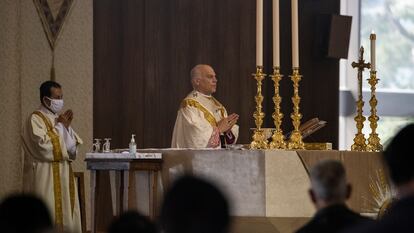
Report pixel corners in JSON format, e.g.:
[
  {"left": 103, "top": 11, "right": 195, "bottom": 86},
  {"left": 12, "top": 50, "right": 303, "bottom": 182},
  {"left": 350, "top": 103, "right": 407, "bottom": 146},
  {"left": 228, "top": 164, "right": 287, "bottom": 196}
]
[
  {"left": 171, "top": 90, "right": 239, "bottom": 148},
  {"left": 22, "top": 106, "right": 83, "bottom": 233}
]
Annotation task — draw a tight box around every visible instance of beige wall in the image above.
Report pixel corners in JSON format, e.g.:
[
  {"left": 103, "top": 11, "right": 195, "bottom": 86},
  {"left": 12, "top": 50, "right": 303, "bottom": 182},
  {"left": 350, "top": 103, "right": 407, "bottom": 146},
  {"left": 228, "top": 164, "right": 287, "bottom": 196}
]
[
  {"left": 0, "top": 0, "right": 93, "bottom": 229},
  {"left": 0, "top": 0, "right": 22, "bottom": 196}
]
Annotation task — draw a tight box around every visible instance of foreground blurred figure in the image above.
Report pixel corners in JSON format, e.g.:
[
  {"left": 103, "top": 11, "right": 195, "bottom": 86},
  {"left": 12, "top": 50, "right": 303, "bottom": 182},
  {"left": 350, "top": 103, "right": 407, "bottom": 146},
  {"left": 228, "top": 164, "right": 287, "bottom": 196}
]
[
  {"left": 0, "top": 194, "right": 53, "bottom": 233},
  {"left": 350, "top": 124, "right": 414, "bottom": 233},
  {"left": 108, "top": 211, "right": 156, "bottom": 233},
  {"left": 295, "top": 160, "right": 373, "bottom": 233},
  {"left": 160, "top": 175, "right": 230, "bottom": 233}
]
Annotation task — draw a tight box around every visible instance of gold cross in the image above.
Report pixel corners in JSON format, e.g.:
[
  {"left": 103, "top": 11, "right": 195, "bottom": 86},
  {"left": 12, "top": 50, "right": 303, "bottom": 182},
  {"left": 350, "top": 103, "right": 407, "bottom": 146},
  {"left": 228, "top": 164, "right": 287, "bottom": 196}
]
[{"left": 352, "top": 47, "right": 371, "bottom": 71}]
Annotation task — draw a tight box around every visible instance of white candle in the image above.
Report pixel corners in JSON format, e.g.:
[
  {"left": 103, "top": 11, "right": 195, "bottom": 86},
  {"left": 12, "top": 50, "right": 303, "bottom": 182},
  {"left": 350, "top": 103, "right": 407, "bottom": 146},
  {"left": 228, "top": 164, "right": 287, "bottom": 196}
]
[
  {"left": 256, "top": 0, "right": 263, "bottom": 66},
  {"left": 370, "top": 31, "right": 376, "bottom": 71},
  {"left": 273, "top": 0, "right": 280, "bottom": 67},
  {"left": 291, "top": 0, "right": 299, "bottom": 68}
]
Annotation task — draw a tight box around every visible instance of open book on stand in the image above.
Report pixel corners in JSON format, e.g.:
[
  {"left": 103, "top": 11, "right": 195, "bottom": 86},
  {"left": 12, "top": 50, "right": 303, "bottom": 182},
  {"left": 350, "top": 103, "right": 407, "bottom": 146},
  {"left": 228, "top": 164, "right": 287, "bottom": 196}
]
[{"left": 285, "top": 117, "right": 327, "bottom": 139}]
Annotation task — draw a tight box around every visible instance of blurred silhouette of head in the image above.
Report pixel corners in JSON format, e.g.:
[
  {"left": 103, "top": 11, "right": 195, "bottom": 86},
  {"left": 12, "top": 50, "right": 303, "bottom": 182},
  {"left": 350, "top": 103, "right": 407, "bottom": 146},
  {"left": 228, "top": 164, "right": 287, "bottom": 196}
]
[
  {"left": 384, "top": 124, "right": 414, "bottom": 196},
  {"left": 108, "top": 211, "right": 156, "bottom": 233},
  {"left": 0, "top": 194, "right": 53, "bottom": 233},
  {"left": 309, "top": 160, "right": 351, "bottom": 209},
  {"left": 160, "top": 175, "right": 230, "bottom": 233}
]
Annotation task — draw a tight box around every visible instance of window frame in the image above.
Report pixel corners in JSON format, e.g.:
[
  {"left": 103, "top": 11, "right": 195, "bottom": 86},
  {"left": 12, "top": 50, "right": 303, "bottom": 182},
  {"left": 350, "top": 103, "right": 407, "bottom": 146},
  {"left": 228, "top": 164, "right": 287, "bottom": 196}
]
[{"left": 339, "top": 0, "right": 414, "bottom": 150}]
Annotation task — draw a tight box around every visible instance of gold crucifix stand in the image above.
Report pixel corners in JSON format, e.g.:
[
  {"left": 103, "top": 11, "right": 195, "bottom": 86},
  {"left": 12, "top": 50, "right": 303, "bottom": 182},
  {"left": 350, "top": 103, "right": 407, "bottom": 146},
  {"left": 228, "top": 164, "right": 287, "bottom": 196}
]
[{"left": 351, "top": 47, "right": 370, "bottom": 151}]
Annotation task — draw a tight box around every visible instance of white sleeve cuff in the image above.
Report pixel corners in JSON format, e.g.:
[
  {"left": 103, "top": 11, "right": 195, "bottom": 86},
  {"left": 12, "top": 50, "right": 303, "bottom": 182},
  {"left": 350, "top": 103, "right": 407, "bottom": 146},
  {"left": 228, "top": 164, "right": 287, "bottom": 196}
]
[{"left": 55, "top": 123, "right": 77, "bottom": 158}]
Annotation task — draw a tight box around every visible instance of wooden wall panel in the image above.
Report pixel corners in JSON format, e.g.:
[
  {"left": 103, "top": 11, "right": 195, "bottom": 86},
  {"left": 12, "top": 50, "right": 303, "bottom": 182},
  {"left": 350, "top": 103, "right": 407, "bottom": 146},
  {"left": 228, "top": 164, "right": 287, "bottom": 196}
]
[
  {"left": 292, "top": 0, "right": 340, "bottom": 147},
  {"left": 94, "top": 0, "right": 341, "bottom": 149}
]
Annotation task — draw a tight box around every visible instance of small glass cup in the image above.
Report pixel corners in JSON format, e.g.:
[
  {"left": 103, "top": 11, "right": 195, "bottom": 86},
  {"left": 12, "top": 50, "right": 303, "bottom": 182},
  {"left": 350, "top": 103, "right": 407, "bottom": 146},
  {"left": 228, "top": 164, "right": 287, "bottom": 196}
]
[
  {"left": 92, "top": 139, "right": 102, "bottom": 152},
  {"left": 103, "top": 138, "right": 111, "bottom": 153}
]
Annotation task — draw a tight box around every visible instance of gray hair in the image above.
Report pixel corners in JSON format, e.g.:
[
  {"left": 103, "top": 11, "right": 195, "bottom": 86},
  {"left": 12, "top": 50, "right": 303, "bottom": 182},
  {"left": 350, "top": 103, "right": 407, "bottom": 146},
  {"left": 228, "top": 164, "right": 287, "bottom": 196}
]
[
  {"left": 310, "top": 160, "right": 348, "bottom": 202},
  {"left": 190, "top": 64, "right": 210, "bottom": 89},
  {"left": 190, "top": 65, "right": 203, "bottom": 81}
]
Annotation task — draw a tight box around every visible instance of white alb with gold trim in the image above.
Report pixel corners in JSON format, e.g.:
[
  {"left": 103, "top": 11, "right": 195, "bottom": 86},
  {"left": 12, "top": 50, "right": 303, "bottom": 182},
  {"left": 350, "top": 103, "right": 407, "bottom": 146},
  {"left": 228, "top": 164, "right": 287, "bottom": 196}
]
[
  {"left": 171, "top": 90, "right": 239, "bottom": 148},
  {"left": 22, "top": 106, "right": 83, "bottom": 233}
]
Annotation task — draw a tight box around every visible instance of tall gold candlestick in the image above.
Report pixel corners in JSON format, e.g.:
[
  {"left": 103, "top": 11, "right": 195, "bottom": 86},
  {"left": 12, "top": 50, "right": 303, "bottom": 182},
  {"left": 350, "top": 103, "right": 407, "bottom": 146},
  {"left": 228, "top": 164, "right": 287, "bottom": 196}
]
[
  {"left": 351, "top": 47, "right": 370, "bottom": 151},
  {"left": 269, "top": 66, "right": 286, "bottom": 149},
  {"left": 287, "top": 67, "right": 304, "bottom": 150},
  {"left": 250, "top": 66, "right": 268, "bottom": 149},
  {"left": 366, "top": 70, "right": 383, "bottom": 152}
]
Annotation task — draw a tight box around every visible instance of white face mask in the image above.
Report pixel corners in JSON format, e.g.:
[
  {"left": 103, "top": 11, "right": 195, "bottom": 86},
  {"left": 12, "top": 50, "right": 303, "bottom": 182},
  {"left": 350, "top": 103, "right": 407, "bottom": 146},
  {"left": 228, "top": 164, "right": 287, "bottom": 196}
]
[{"left": 45, "top": 97, "right": 64, "bottom": 113}]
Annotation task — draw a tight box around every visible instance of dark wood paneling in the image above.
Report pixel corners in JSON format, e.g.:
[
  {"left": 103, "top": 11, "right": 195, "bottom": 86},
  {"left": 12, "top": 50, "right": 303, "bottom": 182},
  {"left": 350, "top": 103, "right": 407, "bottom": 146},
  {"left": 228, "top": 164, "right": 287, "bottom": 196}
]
[
  {"left": 94, "top": 0, "right": 341, "bottom": 149},
  {"left": 269, "top": 0, "right": 340, "bottom": 148},
  {"left": 296, "top": 0, "right": 340, "bottom": 147},
  {"left": 94, "top": 0, "right": 146, "bottom": 149}
]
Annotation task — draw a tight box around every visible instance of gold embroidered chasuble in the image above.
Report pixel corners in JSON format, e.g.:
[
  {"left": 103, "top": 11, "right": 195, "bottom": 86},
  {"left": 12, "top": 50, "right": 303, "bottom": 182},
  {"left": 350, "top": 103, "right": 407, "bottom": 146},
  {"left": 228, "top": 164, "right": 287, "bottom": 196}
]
[{"left": 171, "top": 90, "right": 239, "bottom": 148}]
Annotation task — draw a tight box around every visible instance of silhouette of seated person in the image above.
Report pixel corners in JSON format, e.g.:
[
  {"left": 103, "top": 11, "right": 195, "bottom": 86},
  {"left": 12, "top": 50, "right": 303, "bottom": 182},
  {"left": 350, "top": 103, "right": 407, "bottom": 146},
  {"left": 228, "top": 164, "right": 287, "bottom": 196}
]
[
  {"left": 159, "top": 175, "right": 230, "bottom": 233},
  {"left": 295, "top": 160, "right": 373, "bottom": 233},
  {"left": 0, "top": 193, "right": 53, "bottom": 233},
  {"left": 108, "top": 211, "right": 156, "bottom": 233}
]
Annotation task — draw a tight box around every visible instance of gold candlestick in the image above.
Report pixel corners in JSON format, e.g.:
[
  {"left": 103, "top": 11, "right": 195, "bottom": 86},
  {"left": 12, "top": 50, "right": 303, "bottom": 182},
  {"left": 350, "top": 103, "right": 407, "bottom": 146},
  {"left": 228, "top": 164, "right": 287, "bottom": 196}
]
[
  {"left": 287, "top": 67, "right": 304, "bottom": 150},
  {"left": 351, "top": 47, "right": 370, "bottom": 151},
  {"left": 250, "top": 66, "right": 268, "bottom": 149},
  {"left": 366, "top": 70, "right": 383, "bottom": 152},
  {"left": 269, "top": 66, "right": 286, "bottom": 149}
]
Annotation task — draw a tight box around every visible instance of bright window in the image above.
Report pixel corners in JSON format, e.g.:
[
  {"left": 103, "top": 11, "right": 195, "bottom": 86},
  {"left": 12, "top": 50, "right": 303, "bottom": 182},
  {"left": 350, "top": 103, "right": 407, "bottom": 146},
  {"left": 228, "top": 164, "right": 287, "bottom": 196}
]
[
  {"left": 361, "top": 0, "right": 414, "bottom": 90},
  {"left": 339, "top": 0, "right": 414, "bottom": 150}
]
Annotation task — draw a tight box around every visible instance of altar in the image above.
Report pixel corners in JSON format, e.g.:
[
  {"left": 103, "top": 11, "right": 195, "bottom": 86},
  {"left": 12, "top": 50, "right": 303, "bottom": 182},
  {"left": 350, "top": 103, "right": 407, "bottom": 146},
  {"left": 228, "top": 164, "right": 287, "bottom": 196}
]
[{"left": 86, "top": 149, "right": 385, "bottom": 233}]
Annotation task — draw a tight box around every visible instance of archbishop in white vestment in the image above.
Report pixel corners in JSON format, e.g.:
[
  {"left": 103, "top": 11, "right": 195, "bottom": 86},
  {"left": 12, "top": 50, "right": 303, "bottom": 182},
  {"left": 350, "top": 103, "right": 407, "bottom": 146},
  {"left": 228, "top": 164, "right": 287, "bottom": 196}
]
[
  {"left": 172, "top": 65, "right": 239, "bottom": 148},
  {"left": 22, "top": 81, "right": 83, "bottom": 233}
]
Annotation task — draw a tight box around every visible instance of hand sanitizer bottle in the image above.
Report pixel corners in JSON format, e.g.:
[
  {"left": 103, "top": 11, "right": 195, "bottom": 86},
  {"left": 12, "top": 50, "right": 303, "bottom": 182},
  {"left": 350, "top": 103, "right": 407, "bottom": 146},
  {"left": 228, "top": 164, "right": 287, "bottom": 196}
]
[{"left": 129, "top": 134, "right": 136, "bottom": 156}]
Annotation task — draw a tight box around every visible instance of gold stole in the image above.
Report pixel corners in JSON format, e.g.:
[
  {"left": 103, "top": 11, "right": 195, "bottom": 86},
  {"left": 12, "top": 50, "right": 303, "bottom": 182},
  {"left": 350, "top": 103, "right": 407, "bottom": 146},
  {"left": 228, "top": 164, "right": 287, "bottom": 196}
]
[
  {"left": 32, "top": 111, "right": 75, "bottom": 230},
  {"left": 210, "top": 96, "right": 226, "bottom": 119},
  {"left": 181, "top": 99, "right": 216, "bottom": 127},
  {"left": 180, "top": 97, "right": 226, "bottom": 127}
]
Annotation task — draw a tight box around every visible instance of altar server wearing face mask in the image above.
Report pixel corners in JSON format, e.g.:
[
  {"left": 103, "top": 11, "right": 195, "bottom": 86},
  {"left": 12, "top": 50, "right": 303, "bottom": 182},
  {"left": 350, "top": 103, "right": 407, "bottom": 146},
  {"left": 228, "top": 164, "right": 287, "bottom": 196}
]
[{"left": 22, "top": 80, "right": 83, "bottom": 233}]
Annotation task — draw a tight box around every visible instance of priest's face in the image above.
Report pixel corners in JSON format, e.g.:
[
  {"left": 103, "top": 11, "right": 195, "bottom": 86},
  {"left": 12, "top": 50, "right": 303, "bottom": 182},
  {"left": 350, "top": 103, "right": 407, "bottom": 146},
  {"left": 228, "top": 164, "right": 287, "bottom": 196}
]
[
  {"left": 42, "top": 87, "right": 63, "bottom": 107},
  {"left": 196, "top": 66, "right": 217, "bottom": 95}
]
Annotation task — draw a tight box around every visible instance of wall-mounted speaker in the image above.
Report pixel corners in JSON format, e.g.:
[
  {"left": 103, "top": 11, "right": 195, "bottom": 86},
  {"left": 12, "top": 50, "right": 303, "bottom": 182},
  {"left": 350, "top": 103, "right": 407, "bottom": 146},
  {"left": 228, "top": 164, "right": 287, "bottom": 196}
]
[{"left": 314, "top": 14, "right": 352, "bottom": 59}]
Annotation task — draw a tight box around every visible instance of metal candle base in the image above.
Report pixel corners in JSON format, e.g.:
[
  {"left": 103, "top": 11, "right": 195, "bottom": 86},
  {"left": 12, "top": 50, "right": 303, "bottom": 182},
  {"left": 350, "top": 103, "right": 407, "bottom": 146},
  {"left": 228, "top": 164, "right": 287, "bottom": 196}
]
[
  {"left": 269, "top": 66, "right": 286, "bottom": 149},
  {"left": 287, "top": 67, "right": 304, "bottom": 150},
  {"left": 250, "top": 66, "right": 268, "bottom": 149},
  {"left": 366, "top": 70, "right": 383, "bottom": 152}
]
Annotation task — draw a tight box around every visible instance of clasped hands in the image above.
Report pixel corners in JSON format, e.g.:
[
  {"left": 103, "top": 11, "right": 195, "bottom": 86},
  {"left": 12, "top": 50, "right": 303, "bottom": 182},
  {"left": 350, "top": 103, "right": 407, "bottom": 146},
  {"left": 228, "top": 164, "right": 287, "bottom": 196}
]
[
  {"left": 57, "top": 110, "right": 74, "bottom": 129},
  {"left": 217, "top": 113, "right": 239, "bottom": 133}
]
